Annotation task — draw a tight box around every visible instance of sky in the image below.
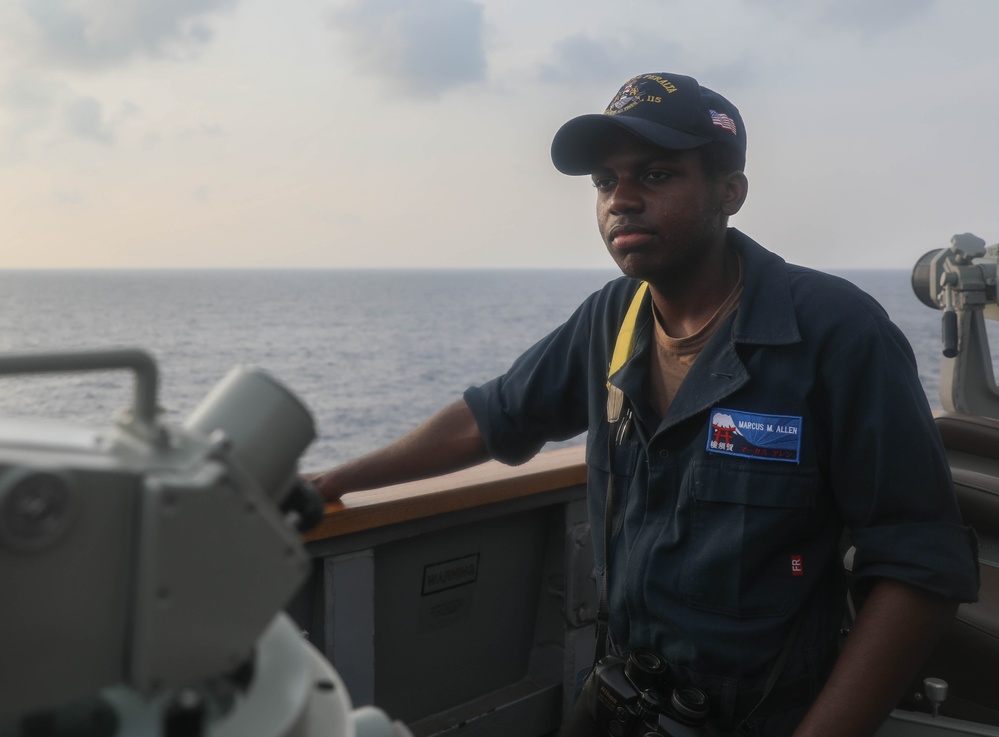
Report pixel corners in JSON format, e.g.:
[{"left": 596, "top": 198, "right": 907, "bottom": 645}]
[{"left": 1, "top": 0, "right": 998, "bottom": 270}]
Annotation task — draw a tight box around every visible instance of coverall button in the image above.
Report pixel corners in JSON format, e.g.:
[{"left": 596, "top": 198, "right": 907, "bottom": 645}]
[{"left": 659, "top": 449, "right": 669, "bottom": 459}]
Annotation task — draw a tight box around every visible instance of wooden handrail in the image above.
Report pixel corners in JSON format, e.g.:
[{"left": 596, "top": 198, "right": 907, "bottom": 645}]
[{"left": 303, "top": 445, "right": 587, "bottom": 540}]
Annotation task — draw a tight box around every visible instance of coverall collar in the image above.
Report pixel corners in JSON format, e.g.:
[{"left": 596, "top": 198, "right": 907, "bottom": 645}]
[
  {"left": 728, "top": 228, "right": 802, "bottom": 346},
  {"left": 611, "top": 228, "right": 803, "bottom": 435}
]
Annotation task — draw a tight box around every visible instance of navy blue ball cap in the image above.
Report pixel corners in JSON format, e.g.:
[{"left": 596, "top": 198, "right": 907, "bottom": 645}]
[{"left": 551, "top": 73, "right": 747, "bottom": 175}]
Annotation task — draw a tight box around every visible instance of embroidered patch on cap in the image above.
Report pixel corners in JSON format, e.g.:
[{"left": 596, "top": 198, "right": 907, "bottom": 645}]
[
  {"left": 709, "top": 109, "right": 738, "bottom": 136},
  {"left": 707, "top": 408, "right": 802, "bottom": 463},
  {"left": 605, "top": 74, "right": 679, "bottom": 115}
]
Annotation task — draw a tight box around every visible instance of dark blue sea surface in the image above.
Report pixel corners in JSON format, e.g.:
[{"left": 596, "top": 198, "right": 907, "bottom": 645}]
[{"left": 0, "top": 268, "right": 991, "bottom": 470}]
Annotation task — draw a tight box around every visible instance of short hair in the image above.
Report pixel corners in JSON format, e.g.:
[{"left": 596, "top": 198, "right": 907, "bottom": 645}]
[{"left": 699, "top": 141, "right": 746, "bottom": 179}]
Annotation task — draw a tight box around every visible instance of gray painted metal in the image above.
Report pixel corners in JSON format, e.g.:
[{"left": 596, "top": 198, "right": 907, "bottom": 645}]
[
  {"left": 913, "top": 236, "right": 999, "bottom": 419},
  {"left": 300, "top": 482, "right": 593, "bottom": 737},
  {"left": 325, "top": 551, "right": 377, "bottom": 707},
  {"left": 0, "top": 349, "right": 316, "bottom": 721},
  {"left": 876, "top": 710, "right": 999, "bottom": 737}
]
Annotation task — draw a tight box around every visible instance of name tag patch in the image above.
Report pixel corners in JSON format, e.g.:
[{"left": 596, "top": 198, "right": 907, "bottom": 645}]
[{"left": 707, "top": 408, "right": 802, "bottom": 463}]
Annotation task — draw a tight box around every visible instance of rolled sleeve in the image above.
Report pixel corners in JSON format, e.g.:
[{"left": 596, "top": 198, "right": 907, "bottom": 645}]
[
  {"left": 463, "top": 290, "right": 608, "bottom": 466},
  {"left": 464, "top": 377, "right": 545, "bottom": 465},
  {"left": 851, "top": 522, "right": 979, "bottom": 601},
  {"left": 824, "top": 315, "right": 979, "bottom": 603}
]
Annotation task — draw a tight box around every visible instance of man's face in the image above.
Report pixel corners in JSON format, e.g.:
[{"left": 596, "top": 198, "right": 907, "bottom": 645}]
[{"left": 591, "top": 131, "right": 729, "bottom": 286}]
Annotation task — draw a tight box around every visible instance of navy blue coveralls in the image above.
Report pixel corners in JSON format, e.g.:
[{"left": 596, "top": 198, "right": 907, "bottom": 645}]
[{"left": 464, "top": 229, "right": 979, "bottom": 729}]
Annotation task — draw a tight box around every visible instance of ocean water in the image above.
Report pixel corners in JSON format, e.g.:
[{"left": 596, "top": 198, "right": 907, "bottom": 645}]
[{"left": 0, "top": 268, "right": 992, "bottom": 472}]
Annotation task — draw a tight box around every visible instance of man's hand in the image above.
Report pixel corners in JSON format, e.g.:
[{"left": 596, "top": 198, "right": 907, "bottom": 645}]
[
  {"left": 304, "top": 398, "right": 491, "bottom": 502},
  {"left": 302, "top": 469, "right": 346, "bottom": 502},
  {"left": 792, "top": 579, "right": 958, "bottom": 737}
]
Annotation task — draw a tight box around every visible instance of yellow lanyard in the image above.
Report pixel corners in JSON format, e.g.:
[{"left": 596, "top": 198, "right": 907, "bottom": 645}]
[
  {"left": 606, "top": 281, "right": 649, "bottom": 423},
  {"left": 596, "top": 280, "right": 648, "bottom": 661}
]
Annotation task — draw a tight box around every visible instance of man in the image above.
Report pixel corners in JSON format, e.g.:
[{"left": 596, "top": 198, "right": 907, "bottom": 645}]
[{"left": 309, "top": 73, "right": 979, "bottom": 736}]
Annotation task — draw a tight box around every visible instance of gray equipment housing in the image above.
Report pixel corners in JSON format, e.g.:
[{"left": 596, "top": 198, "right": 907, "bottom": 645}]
[
  {"left": 0, "top": 348, "right": 411, "bottom": 737},
  {"left": 912, "top": 233, "right": 999, "bottom": 419}
]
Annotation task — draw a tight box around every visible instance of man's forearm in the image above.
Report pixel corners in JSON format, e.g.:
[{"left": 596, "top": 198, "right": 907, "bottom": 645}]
[
  {"left": 792, "top": 579, "right": 957, "bottom": 737},
  {"left": 306, "top": 398, "right": 491, "bottom": 500}
]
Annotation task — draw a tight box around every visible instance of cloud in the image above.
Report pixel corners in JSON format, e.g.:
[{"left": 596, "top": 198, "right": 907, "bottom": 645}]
[
  {"left": 53, "top": 188, "right": 84, "bottom": 205},
  {"left": 0, "top": 72, "right": 141, "bottom": 150},
  {"left": 0, "top": 71, "right": 58, "bottom": 112},
  {"left": 0, "top": 70, "right": 65, "bottom": 147},
  {"left": 328, "top": 0, "right": 487, "bottom": 99},
  {"left": 20, "top": 0, "right": 239, "bottom": 67},
  {"left": 536, "top": 33, "right": 753, "bottom": 94},
  {"left": 64, "top": 95, "right": 114, "bottom": 143},
  {"left": 745, "top": 0, "right": 935, "bottom": 36},
  {"left": 178, "top": 122, "right": 224, "bottom": 141},
  {"left": 0, "top": 1, "right": 234, "bottom": 152},
  {"left": 816, "top": 0, "right": 934, "bottom": 34},
  {"left": 537, "top": 35, "right": 636, "bottom": 85}
]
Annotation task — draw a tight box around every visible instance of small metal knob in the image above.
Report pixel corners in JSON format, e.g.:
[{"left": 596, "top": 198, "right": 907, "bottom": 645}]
[{"left": 924, "top": 677, "right": 948, "bottom": 717}]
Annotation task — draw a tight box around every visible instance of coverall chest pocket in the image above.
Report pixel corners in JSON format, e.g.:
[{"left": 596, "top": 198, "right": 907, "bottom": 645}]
[
  {"left": 679, "top": 460, "right": 818, "bottom": 618},
  {"left": 586, "top": 422, "right": 639, "bottom": 478}
]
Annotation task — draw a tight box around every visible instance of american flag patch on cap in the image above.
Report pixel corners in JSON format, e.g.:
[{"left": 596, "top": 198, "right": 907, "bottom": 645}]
[{"left": 709, "top": 109, "right": 737, "bottom": 135}]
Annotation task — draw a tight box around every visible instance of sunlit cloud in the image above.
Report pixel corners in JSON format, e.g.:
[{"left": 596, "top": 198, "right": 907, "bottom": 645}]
[
  {"left": 745, "top": 0, "right": 936, "bottom": 36},
  {"left": 0, "top": 0, "right": 995, "bottom": 270},
  {"left": 536, "top": 33, "right": 756, "bottom": 100},
  {"left": 538, "top": 35, "right": 647, "bottom": 86},
  {"left": 19, "top": 0, "right": 240, "bottom": 68},
  {"left": 817, "top": 0, "right": 935, "bottom": 34},
  {"left": 328, "top": 0, "right": 488, "bottom": 99},
  {"left": 63, "top": 95, "right": 114, "bottom": 144}
]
